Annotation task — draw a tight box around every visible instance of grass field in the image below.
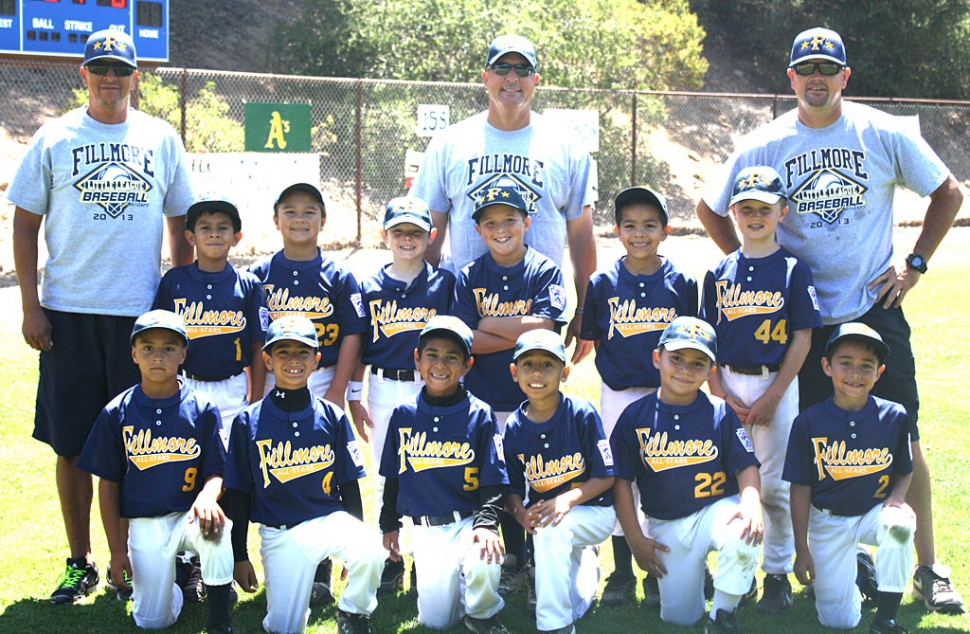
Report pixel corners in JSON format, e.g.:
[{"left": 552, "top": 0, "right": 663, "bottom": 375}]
[{"left": 1, "top": 229, "right": 968, "bottom": 633}]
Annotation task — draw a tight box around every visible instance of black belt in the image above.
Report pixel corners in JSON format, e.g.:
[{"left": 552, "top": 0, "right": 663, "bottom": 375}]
[
  {"left": 411, "top": 510, "right": 473, "bottom": 527},
  {"left": 727, "top": 364, "right": 780, "bottom": 376},
  {"left": 812, "top": 504, "right": 857, "bottom": 518},
  {"left": 182, "top": 370, "right": 237, "bottom": 382},
  {"left": 373, "top": 366, "right": 417, "bottom": 382}
]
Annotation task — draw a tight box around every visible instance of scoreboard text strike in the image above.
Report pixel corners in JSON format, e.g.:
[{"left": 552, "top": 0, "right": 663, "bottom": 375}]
[{"left": 0, "top": 0, "right": 168, "bottom": 62}]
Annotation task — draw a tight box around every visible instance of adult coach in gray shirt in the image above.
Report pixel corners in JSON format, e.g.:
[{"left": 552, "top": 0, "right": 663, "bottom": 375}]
[
  {"left": 697, "top": 27, "right": 964, "bottom": 616},
  {"left": 412, "top": 34, "right": 596, "bottom": 358},
  {"left": 10, "top": 30, "right": 194, "bottom": 604}
]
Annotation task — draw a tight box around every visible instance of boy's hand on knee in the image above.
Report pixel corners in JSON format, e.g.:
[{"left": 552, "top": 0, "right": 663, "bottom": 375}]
[
  {"left": 471, "top": 527, "right": 505, "bottom": 564},
  {"left": 629, "top": 534, "right": 670, "bottom": 578},
  {"left": 233, "top": 560, "right": 259, "bottom": 593}
]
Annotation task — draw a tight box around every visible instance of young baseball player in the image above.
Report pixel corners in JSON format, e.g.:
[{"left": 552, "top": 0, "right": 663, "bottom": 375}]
[
  {"left": 223, "top": 316, "right": 386, "bottom": 634},
  {"left": 454, "top": 175, "right": 568, "bottom": 590},
  {"left": 249, "top": 182, "right": 367, "bottom": 600},
  {"left": 577, "top": 186, "right": 698, "bottom": 607},
  {"left": 347, "top": 196, "right": 456, "bottom": 594},
  {"left": 700, "top": 166, "right": 822, "bottom": 614},
  {"left": 610, "top": 316, "right": 763, "bottom": 634},
  {"left": 784, "top": 323, "right": 915, "bottom": 634},
  {"left": 379, "top": 316, "right": 510, "bottom": 633},
  {"left": 503, "top": 329, "right": 615, "bottom": 634},
  {"left": 77, "top": 310, "right": 236, "bottom": 633}
]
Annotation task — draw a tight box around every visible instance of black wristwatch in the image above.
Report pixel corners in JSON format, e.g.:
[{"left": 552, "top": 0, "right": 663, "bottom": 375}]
[{"left": 906, "top": 253, "right": 928, "bottom": 274}]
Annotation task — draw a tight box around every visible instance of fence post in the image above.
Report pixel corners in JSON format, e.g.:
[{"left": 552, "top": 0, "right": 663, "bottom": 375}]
[
  {"left": 180, "top": 69, "right": 188, "bottom": 148},
  {"left": 631, "top": 91, "right": 638, "bottom": 186},
  {"left": 355, "top": 79, "right": 363, "bottom": 245},
  {"left": 772, "top": 93, "right": 777, "bottom": 120}
]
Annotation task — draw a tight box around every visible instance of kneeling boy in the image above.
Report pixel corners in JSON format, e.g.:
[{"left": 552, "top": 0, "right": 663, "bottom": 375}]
[
  {"left": 380, "top": 316, "right": 510, "bottom": 633},
  {"left": 79, "top": 309, "right": 236, "bottom": 633},
  {"left": 224, "top": 316, "right": 385, "bottom": 634},
  {"left": 610, "top": 316, "right": 763, "bottom": 633},
  {"left": 503, "top": 329, "right": 615, "bottom": 634},
  {"left": 784, "top": 323, "right": 915, "bottom": 633}
]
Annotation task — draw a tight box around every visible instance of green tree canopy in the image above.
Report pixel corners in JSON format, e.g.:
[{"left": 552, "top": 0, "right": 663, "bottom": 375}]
[{"left": 271, "top": 0, "right": 707, "bottom": 91}]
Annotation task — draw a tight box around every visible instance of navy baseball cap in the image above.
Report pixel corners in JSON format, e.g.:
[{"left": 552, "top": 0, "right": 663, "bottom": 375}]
[
  {"left": 513, "top": 329, "right": 566, "bottom": 364},
  {"left": 83, "top": 29, "right": 137, "bottom": 68},
  {"left": 472, "top": 176, "right": 534, "bottom": 220},
  {"left": 263, "top": 316, "right": 319, "bottom": 351},
  {"left": 131, "top": 309, "right": 188, "bottom": 345},
  {"left": 275, "top": 183, "right": 326, "bottom": 215},
  {"left": 825, "top": 322, "right": 890, "bottom": 362},
  {"left": 729, "top": 166, "right": 786, "bottom": 207},
  {"left": 383, "top": 196, "right": 432, "bottom": 232},
  {"left": 186, "top": 197, "right": 242, "bottom": 232},
  {"left": 485, "top": 34, "right": 538, "bottom": 69},
  {"left": 419, "top": 315, "right": 474, "bottom": 357},
  {"left": 790, "top": 27, "right": 846, "bottom": 67},
  {"left": 613, "top": 186, "right": 669, "bottom": 223},
  {"left": 659, "top": 316, "right": 717, "bottom": 363}
]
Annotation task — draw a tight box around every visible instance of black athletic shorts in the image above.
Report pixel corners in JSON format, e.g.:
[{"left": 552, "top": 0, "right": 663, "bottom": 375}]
[
  {"left": 33, "top": 309, "right": 140, "bottom": 457},
  {"left": 798, "top": 304, "right": 920, "bottom": 440}
]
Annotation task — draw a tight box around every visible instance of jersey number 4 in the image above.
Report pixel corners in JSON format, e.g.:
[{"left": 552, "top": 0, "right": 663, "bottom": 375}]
[{"left": 754, "top": 319, "right": 787, "bottom": 345}]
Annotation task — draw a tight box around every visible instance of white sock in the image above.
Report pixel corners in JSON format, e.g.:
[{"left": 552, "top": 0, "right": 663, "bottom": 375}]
[{"left": 710, "top": 589, "right": 741, "bottom": 619}]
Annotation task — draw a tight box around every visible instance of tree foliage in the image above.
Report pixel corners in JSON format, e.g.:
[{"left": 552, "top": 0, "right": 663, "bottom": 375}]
[
  {"left": 271, "top": 0, "right": 707, "bottom": 91},
  {"left": 692, "top": 0, "right": 970, "bottom": 99}
]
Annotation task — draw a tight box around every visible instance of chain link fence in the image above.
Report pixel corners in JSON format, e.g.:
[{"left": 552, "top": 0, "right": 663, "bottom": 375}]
[{"left": 4, "top": 59, "right": 970, "bottom": 244}]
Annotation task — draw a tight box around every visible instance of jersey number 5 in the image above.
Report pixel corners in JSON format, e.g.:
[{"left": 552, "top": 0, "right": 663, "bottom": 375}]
[
  {"left": 463, "top": 467, "right": 479, "bottom": 491},
  {"left": 754, "top": 319, "right": 787, "bottom": 345},
  {"left": 694, "top": 471, "right": 726, "bottom": 498}
]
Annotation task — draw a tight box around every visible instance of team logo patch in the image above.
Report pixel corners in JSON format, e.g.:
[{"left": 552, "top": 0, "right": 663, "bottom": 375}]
[
  {"left": 347, "top": 440, "right": 364, "bottom": 467},
  {"left": 493, "top": 434, "right": 505, "bottom": 462},
  {"left": 807, "top": 285, "right": 820, "bottom": 311},
  {"left": 351, "top": 293, "right": 366, "bottom": 319},
  {"left": 789, "top": 168, "right": 868, "bottom": 224},
  {"left": 736, "top": 427, "right": 755, "bottom": 453},
  {"left": 549, "top": 284, "right": 566, "bottom": 311},
  {"left": 74, "top": 161, "right": 152, "bottom": 217},
  {"left": 597, "top": 439, "right": 614, "bottom": 467},
  {"left": 259, "top": 306, "right": 271, "bottom": 331}
]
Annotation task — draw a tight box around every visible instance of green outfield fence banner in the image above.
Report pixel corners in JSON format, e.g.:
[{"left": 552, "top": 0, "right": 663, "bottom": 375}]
[{"left": 244, "top": 102, "right": 312, "bottom": 152}]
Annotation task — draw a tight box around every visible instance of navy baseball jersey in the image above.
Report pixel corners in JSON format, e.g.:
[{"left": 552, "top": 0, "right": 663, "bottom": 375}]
[
  {"left": 503, "top": 394, "right": 614, "bottom": 507},
  {"left": 78, "top": 384, "right": 224, "bottom": 518},
  {"left": 153, "top": 263, "right": 269, "bottom": 379},
  {"left": 360, "top": 262, "right": 456, "bottom": 369},
  {"left": 223, "top": 396, "right": 366, "bottom": 527},
  {"left": 701, "top": 247, "right": 821, "bottom": 367},
  {"left": 249, "top": 250, "right": 367, "bottom": 367},
  {"left": 581, "top": 258, "right": 698, "bottom": 390},
  {"left": 379, "top": 390, "right": 509, "bottom": 517},
  {"left": 610, "top": 391, "right": 759, "bottom": 520},
  {"left": 783, "top": 396, "right": 912, "bottom": 517},
  {"left": 454, "top": 247, "right": 567, "bottom": 411}
]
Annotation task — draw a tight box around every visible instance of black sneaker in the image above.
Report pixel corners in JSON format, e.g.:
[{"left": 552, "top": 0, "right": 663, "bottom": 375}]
[
  {"left": 206, "top": 618, "right": 239, "bottom": 634},
  {"left": 756, "top": 574, "right": 793, "bottom": 615},
  {"left": 856, "top": 547, "right": 878, "bottom": 604},
  {"left": 378, "top": 558, "right": 405, "bottom": 596},
  {"left": 497, "top": 564, "right": 529, "bottom": 596},
  {"left": 912, "top": 564, "right": 965, "bottom": 614},
  {"left": 310, "top": 558, "right": 334, "bottom": 606},
  {"left": 600, "top": 571, "right": 636, "bottom": 607},
  {"left": 407, "top": 563, "right": 418, "bottom": 599},
  {"left": 50, "top": 558, "right": 99, "bottom": 605},
  {"left": 462, "top": 614, "right": 508, "bottom": 634},
  {"left": 870, "top": 618, "right": 908, "bottom": 634},
  {"left": 106, "top": 568, "right": 133, "bottom": 601},
  {"left": 704, "top": 608, "right": 740, "bottom": 634},
  {"left": 642, "top": 573, "right": 660, "bottom": 610},
  {"left": 336, "top": 609, "right": 373, "bottom": 634},
  {"left": 176, "top": 553, "right": 206, "bottom": 603}
]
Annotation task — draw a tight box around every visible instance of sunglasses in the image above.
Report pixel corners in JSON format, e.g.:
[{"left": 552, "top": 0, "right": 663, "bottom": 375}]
[
  {"left": 490, "top": 62, "right": 536, "bottom": 77},
  {"left": 792, "top": 61, "right": 843, "bottom": 76},
  {"left": 85, "top": 63, "right": 136, "bottom": 77}
]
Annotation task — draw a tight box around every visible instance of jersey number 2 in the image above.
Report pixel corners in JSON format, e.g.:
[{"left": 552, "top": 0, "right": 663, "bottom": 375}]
[
  {"left": 694, "top": 471, "right": 726, "bottom": 498},
  {"left": 754, "top": 319, "right": 787, "bottom": 345},
  {"left": 874, "top": 475, "right": 890, "bottom": 499}
]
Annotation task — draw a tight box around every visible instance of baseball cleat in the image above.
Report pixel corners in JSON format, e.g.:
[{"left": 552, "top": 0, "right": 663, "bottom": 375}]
[
  {"left": 756, "top": 574, "right": 793, "bottom": 615},
  {"left": 50, "top": 558, "right": 99, "bottom": 605},
  {"left": 704, "top": 608, "right": 740, "bottom": 634},
  {"left": 497, "top": 563, "right": 529, "bottom": 596},
  {"left": 377, "top": 558, "right": 405, "bottom": 596},
  {"left": 856, "top": 547, "right": 878, "bottom": 604},
  {"left": 106, "top": 568, "right": 133, "bottom": 601},
  {"left": 176, "top": 553, "right": 206, "bottom": 603},
  {"left": 642, "top": 573, "right": 661, "bottom": 609},
  {"left": 310, "top": 558, "right": 335, "bottom": 605},
  {"left": 600, "top": 571, "right": 636, "bottom": 606},
  {"left": 912, "top": 564, "right": 965, "bottom": 614},
  {"left": 462, "top": 614, "right": 509, "bottom": 634},
  {"left": 206, "top": 618, "right": 239, "bottom": 634},
  {"left": 336, "top": 609, "right": 373, "bottom": 634},
  {"left": 869, "top": 618, "right": 908, "bottom": 633}
]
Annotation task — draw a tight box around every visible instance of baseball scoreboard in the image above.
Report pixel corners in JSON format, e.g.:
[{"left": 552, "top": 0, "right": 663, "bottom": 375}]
[{"left": 0, "top": 0, "right": 168, "bottom": 62}]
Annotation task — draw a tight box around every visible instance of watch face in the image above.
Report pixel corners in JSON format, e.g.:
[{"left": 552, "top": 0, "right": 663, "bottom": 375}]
[{"left": 908, "top": 254, "right": 927, "bottom": 272}]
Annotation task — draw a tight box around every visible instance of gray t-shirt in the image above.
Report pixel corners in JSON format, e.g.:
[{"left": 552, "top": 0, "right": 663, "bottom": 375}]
[
  {"left": 703, "top": 101, "right": 949, "bottom": 324},
  {"left": 8, "top": 107, "right": 195, "bottom": 316},
  {"left": 411, "top": 111, "right": 591, "bottom": 274}
]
